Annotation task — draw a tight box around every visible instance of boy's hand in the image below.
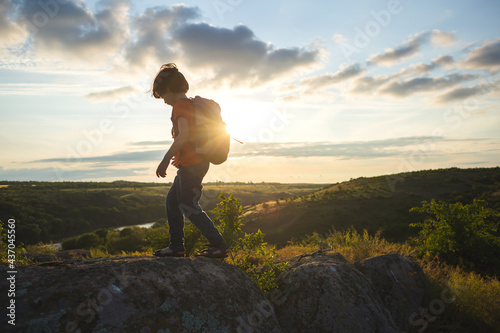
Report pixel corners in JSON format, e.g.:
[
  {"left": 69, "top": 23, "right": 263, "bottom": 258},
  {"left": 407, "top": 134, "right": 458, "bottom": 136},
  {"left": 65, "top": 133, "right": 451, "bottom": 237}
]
[{"left": 156, "top": 159, "right": 170, "bottom": 178}]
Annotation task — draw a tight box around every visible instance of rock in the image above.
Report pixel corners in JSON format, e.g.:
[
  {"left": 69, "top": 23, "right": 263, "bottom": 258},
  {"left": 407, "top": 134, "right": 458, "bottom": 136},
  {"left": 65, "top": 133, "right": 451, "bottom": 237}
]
[
  {"left": 354, "top": 253, "right": 427, "bottom": 331},
  {"left": 1, "top": 251, "right": 428, "bottom": 333},
  {"left": 1, "top": 256, "right": 281, "bottom": 333},
  {"left": 273, "top": 252, "right": 399, "bottom": 333}
]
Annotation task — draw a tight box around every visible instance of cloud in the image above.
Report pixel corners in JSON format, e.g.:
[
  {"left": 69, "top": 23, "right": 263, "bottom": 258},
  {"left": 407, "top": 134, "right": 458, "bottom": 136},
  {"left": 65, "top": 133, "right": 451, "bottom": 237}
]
[
  {"left": 349, "top": 74, "right": 394, "bottom": 94},
  {"left": 367, "top": 30, "right": 454, "bottom": 66},
  {"left": 15, "top": 0, "right": 130, "bottom": 64},
  {"left": 281, "top": 63, "right": 364, "bottom": 95},
  {"left": 380, "top": 73, "right": 479, "bottom": 97},
  {"left": 125, "top": 5, "right": 200, "bottom": 67},
  {"left": 84, "top": 85, "right": 139, "bottom": 101},
  {"left": 430, "top": 29, "right": 456, "bottom": 46},
  {"left": 364, "top": 55, "right": 456, "bottom": 84},
  {"left": 224, "top": 137, "right": 453, "bottom": 159},
  {"left": 332, "top": 34, "right": 347, "bottom": 44},
  {"left": 31, "top": 137, "right": 452, "bottom": 163},
  {"left": 350, "top": 56, "right": 461, "bottom": 97},
  {"left": 462, "top": 38, "right": 500, "bottom": 72},
  {"left": 172, "top": 23, "right": 320, "bottom": 88},
  {"left": 0, "top": 166, "right": 148, "bottom": 181},
  {"left": 3, "top": 2, "right": 323, "bottom": 87},
  {"left": 433, "top": 80, "right": 497, "bottom": 104},
  {"left": 299, "top": 63, "right": 365, "bottom": 92},
  {"left": 0, "top": 0, "right": 27, "bottom": 46},
  {"left": 33, "top": 149, "right": 165, "bottom": 164},
  {"left": 367, "top": 32, "right": 430, "bottom": 66},
  {"left": 130, "top": 140, "right": 172, "bottom": 147},
  {"left": 401, "top": 55, "right": 454, "bottom": 76}
]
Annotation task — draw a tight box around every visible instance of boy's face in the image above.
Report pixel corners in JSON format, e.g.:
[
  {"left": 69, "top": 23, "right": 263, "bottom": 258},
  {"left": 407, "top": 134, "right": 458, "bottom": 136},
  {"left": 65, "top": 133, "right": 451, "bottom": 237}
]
[{"left": 161, "top": 91, "right": 176, "bottom": 106}]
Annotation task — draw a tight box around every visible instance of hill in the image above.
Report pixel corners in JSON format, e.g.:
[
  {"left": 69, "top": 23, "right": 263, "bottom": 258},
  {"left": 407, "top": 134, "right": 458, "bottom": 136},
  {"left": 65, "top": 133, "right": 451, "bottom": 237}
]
[
  {"left": 241, "top": 167, "right": 500, "bottom": 246},
  {"left": 0, "top": 181, "right": 323, "bottom": 245}
]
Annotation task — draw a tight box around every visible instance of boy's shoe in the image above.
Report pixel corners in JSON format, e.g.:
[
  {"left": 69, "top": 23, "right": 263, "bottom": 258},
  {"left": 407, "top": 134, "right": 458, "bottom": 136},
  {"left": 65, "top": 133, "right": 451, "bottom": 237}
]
[
  {"left": 153, "top": 246, "right": 185, "bottom": 257},
  {"left": 195, "top": 245, "right": 229, "bottom": 259}
]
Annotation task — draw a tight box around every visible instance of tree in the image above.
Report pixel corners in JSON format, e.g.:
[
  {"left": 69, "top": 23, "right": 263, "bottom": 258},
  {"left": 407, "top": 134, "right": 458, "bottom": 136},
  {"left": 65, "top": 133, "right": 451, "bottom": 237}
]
[{"left": 410, "top": 199, "right": 500, "bottom": 274}]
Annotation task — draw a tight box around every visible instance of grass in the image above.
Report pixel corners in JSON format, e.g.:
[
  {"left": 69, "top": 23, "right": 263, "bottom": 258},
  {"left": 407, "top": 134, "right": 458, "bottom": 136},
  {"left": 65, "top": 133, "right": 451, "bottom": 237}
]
[{"left": 419, "top": 257, "right": 500, "bottom": 332}]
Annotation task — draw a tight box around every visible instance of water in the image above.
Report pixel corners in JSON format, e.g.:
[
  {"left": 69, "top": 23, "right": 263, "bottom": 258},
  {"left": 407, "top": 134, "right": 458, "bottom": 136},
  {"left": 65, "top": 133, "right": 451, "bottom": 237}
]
[
  {"left": 54, "top": 221, "right": 158, "bottom": 249},
  {"left": 115, "top": 222, "right": 157, "bottom": 231}
]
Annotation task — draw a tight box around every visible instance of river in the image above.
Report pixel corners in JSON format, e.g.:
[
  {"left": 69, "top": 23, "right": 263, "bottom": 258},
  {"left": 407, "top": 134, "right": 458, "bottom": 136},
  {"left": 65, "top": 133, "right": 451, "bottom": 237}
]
[{"left": 53, "top": 221, "right": 158, "bottom": 250}]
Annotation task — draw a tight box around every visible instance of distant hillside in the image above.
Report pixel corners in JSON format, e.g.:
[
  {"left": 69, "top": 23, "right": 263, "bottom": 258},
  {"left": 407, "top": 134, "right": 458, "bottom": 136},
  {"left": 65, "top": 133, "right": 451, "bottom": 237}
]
[
  {"left": 241, "top": 167, "right": 500, "bottom": 246},
  {"left": 0, "top": 181, "right": 323, "bottom": 245}
]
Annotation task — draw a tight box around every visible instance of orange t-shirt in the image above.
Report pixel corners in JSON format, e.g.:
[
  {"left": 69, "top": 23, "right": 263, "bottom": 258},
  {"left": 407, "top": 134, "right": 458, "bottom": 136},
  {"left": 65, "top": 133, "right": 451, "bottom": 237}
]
[{"left": 172, "top": 99, "right": 203, "bottom": 167}]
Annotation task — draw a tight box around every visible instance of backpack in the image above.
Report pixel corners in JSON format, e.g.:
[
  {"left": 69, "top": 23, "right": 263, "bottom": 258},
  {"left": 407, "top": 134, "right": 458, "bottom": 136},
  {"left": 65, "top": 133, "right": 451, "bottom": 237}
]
[{"left": 190, "top": 96, "right": 230, "bottom": 165}]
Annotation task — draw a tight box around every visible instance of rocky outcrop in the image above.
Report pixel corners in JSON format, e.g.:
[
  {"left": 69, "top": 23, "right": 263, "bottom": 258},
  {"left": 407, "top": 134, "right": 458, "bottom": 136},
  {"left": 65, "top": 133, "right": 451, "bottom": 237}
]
[
  {"left": 274, "top": 252, "right": 399, "bottom": 333},
  {"left": 1, "top": 252, "right": 426, "bottom": 333},
  {"left": 354, "top": 253, "right": 427, "bottom": 331},
  {"left": 1, "top": 256, "right": 280, "bottom": 333}
]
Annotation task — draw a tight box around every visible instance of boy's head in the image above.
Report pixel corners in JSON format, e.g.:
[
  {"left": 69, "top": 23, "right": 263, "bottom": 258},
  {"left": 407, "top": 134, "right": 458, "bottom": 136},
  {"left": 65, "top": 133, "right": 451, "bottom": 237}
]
[{"left": 151, "top": 63, "right": 189, "bottom": 99}]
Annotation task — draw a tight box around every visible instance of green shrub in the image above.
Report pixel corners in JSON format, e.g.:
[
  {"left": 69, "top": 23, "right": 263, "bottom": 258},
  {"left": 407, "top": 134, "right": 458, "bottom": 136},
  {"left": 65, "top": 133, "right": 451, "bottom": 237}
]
[
  {"left": 410, "top": 199, "right": 500, "bottom": 275},
  {"left": 62, "top": 236, "right": 78, "bottom": 250},
  {"left": 143, "top": 226, "right": 170, "bottom": 251},
  {"left": 76, "top": 233, "right": 101, "bottom": 249},
  {"left": 106, "top": 228, "right": 148, "bottom": 254},
  {"left": 213, "top": 193, "right": 288, "bottom": 294}
]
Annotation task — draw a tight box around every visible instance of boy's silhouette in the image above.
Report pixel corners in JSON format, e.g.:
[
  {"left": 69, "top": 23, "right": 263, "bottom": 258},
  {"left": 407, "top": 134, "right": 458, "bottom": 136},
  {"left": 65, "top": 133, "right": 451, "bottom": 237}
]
[{"left": 150, "top": 63, "right": 228, "bottom": 258}]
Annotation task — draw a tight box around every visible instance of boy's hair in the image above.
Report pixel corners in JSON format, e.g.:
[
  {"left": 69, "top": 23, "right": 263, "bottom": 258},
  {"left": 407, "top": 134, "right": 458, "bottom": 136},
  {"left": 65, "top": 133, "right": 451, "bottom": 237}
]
[{"left": 151, "top": 63, "right": 189, "bottom": 98}]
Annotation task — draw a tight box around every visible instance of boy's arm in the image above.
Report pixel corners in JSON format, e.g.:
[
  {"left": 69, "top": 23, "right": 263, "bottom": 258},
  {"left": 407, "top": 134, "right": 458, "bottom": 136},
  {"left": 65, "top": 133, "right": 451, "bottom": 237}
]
[{"left": 156, "top": 117, "right": 190, "bottom": 178}]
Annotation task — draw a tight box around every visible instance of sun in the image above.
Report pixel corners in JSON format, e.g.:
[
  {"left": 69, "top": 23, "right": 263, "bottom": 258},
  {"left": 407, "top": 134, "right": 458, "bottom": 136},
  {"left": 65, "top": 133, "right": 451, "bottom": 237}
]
[{"left": 220, "top": 99, "right": 271, "bottom": 141}]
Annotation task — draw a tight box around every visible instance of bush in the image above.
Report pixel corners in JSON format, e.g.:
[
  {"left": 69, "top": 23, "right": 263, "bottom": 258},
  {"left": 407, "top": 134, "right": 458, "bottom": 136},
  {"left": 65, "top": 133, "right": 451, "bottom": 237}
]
[
  {"left": 62, "top": 237, "right": 78, "bottom": 250},
  {"left": 213, "top": 193, "right": 288, "bottom": 294},
  {"left": 106, "top": 228, "right": 148, "bottom": 254},
  {"left": 143, "top": 227, "right": 170, "bottom": 251},
  {"left": 410, "top": 199, "right": 500, "bottom": 275},
  {"left": 76, "top": 233, "right": 101, "bottom": 249}
]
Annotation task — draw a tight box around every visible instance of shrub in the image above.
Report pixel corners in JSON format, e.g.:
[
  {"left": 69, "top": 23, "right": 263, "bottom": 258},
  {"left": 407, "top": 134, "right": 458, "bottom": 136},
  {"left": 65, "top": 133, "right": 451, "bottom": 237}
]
[
  {"left": 76, "top": 233, "right": 101, "bottom": 249},
  {"left": 61, "top": 237, "right": 78, "bottom": 250},
  {"left": 143, "top": 226, "right": 170, "bottom": 251},
  {"left": 410, "top": 199, "right": 500, "bottom": 275},
  {"left": 213, "top": 193, "right": 288, "bottom": 294}
]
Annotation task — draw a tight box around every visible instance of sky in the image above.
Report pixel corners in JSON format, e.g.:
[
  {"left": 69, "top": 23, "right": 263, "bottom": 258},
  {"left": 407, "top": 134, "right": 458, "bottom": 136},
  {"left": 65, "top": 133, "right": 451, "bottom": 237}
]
[{"left": 0, "top": 0, "right": 499, "bottom": 184}]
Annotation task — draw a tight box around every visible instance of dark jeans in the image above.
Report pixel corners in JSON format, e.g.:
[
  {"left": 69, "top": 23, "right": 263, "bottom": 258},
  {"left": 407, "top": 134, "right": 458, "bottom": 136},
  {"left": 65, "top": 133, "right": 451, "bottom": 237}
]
[{"left": 166, "top": 161, "right": 227, "bottom": 250}]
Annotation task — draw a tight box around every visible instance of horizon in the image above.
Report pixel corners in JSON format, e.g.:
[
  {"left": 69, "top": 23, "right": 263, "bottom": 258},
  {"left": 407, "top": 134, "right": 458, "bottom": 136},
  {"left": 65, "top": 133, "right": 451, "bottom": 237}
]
[{"left": 1, "top": 0, "right": 499, "bottom": 183}]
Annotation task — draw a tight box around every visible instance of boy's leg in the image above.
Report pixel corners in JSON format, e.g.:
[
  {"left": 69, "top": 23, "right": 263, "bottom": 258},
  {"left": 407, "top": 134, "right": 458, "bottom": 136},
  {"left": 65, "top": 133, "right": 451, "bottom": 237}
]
[
  {"left": 178, "top": 162, "right": 228, "bottom": 248},
  {"left": 166, "top": 175, "right": 185, "bottom": 250}
]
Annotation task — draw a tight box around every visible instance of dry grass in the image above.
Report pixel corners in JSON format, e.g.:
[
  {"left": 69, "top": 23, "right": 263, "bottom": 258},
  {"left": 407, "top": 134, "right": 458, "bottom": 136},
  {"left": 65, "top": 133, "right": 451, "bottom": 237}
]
[{"left": 421, "top": 257, "right": 500, "bottom": 332}]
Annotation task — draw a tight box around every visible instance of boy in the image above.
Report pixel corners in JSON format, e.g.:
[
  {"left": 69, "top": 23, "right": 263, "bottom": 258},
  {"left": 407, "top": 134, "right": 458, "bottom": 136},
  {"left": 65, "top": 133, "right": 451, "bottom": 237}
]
[{"left": 151, "top": 63, "right": 228, "bottom": 258}]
